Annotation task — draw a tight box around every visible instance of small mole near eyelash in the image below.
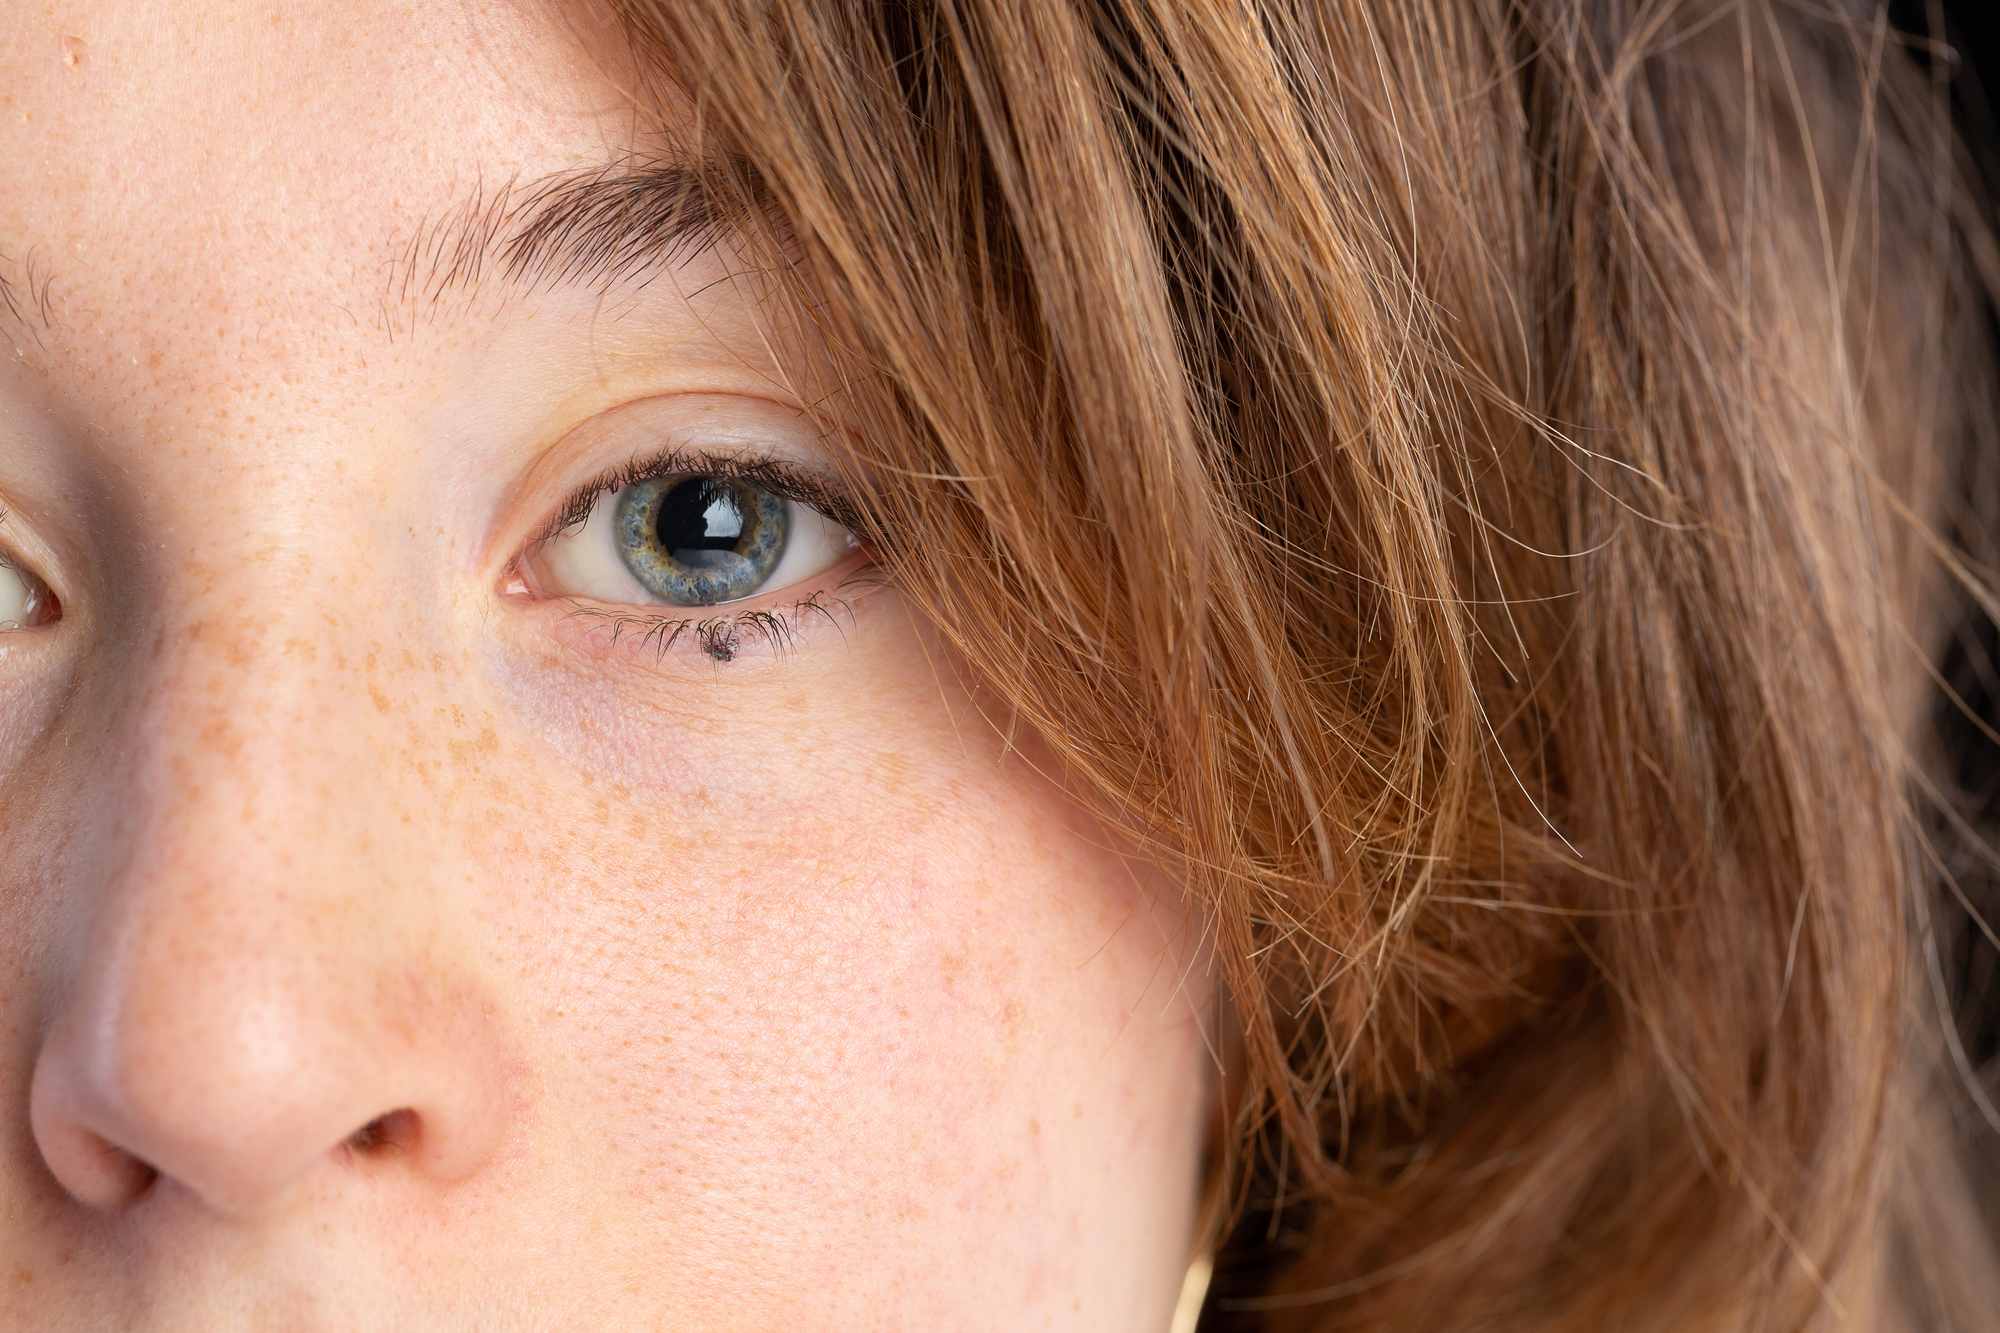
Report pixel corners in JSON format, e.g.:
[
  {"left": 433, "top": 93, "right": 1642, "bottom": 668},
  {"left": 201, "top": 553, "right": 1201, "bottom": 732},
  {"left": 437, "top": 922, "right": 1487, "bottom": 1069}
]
[
  {"left": 561, "top": 591, "right": 850, "bottom": 667},
  {"left": 697, "top": 620, "right": 738, "bottom": 662}
]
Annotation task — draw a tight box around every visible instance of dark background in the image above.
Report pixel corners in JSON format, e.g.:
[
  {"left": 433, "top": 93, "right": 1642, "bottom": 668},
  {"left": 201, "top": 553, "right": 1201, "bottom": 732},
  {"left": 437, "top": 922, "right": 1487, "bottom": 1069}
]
[
  {"left": 1894, "top": 1, "right": 2000, "bottom": 165},
  {"left": 1893, "top": 0, "right": 2000, "bottom": 1179},
  {"left": 1906, "top": 0, "right": 2000, "bottom": 1080}
]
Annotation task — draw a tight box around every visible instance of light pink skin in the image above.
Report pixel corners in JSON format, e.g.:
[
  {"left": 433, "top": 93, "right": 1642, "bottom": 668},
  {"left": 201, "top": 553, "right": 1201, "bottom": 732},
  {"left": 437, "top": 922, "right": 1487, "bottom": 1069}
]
[{"left": 0, "top": 3, "right": 1215, "bottom": 1329}]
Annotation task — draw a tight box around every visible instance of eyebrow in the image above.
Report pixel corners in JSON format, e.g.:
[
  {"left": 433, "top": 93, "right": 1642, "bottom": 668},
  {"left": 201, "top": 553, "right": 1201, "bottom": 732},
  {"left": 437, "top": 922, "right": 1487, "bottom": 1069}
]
[
  {"left": 0, "top": 248, "right": 56, "bottom": 343},
  {"left": 383, "top": 155, "right": 775, "bottom": 323},
  {"left": 0, "top": 157, "right": 773, "bottom": 345}
]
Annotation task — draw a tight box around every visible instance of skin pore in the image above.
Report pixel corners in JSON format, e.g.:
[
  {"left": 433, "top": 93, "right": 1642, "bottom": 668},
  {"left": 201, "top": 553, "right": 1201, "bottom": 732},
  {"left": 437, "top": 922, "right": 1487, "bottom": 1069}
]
[{"left": 0, "top": 2, "right": 1212, "bottom": 1328}]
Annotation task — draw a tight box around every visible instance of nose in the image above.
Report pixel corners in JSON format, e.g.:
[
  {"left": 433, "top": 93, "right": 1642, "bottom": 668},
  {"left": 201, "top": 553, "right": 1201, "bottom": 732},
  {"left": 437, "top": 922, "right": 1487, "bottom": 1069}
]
[{"left": 27, "top": 620, "right": 508, "bottom": 1218}]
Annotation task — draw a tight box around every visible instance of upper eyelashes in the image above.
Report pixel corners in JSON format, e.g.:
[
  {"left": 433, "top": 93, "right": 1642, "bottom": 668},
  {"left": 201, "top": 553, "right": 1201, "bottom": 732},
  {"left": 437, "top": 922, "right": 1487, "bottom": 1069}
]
[
  {"left": 536, "top": 446, "right": 861, "bottom": 545},
  {"left": 523, "top": 449, "right": 866, "bottom": 613}
]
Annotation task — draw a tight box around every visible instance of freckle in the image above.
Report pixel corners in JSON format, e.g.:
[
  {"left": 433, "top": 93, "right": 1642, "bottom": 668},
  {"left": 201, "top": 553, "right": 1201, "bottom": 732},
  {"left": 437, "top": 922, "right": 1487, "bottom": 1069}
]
[
  {"left": 198, "top": 716, "right": 244, "bottom": 760},
  {"left": 369, "top": 687, "right": 392, "bottom": 714}
]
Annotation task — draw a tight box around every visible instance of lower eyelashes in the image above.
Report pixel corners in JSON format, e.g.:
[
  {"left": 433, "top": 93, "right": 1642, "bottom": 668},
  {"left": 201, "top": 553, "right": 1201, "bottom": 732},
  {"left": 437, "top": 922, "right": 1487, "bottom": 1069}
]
[{"left": 553, "top": 584, "right": 873, "bottom": 665}]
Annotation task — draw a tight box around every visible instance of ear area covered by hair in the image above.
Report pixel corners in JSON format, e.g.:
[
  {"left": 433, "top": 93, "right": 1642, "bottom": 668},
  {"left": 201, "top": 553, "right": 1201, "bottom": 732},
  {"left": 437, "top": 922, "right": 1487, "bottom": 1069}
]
[{"left": 610, "top": 0, "right": 2000, "bottom": 1327}]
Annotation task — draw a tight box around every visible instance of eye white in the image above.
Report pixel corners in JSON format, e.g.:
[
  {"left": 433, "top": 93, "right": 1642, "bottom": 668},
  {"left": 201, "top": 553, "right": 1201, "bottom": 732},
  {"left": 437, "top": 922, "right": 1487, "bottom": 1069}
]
[
  {"left": 0, "top": 564, "right": 33, "bottom": 628},
  {"left": 539, "top": 487, "right": 859, "bottom": 607}
]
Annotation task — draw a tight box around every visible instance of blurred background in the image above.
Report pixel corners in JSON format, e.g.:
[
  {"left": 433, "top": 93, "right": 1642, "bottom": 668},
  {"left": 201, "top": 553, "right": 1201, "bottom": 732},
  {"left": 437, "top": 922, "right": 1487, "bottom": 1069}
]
[
  {"left": 1900, "top": 0, "right": 2000, "bottom": 1247},
  {"left": 1896, "top": 1, "right": 1999, "bottom": 161}
]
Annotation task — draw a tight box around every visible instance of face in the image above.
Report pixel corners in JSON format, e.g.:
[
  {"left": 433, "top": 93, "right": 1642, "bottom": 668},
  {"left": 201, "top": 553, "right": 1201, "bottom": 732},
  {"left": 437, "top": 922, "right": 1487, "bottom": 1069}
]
[{"left": 0, "top": 4, "right": 1213, "bottom": 1328}]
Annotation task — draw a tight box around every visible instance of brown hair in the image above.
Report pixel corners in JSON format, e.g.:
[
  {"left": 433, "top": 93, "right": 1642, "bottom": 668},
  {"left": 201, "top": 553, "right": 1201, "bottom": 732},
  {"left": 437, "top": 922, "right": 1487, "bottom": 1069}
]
[{"left": 611, "top": 0, "right": 2000, "bottom": 1325}]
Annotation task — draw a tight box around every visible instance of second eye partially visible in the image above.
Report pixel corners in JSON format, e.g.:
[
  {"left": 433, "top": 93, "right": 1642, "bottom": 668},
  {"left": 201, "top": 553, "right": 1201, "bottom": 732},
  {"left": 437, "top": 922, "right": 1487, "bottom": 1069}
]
[{"left": 0, "top": 554, "right": 58, "bottom": 631}]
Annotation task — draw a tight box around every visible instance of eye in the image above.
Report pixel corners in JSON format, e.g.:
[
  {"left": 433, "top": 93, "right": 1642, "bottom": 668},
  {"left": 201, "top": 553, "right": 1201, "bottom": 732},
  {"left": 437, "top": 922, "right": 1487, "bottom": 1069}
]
[
  {"left": 0, "top": 556, "right": 57, "bottom": 629},
  {"left": 530, "top": 472, "right": 862, "bottom": 609}
]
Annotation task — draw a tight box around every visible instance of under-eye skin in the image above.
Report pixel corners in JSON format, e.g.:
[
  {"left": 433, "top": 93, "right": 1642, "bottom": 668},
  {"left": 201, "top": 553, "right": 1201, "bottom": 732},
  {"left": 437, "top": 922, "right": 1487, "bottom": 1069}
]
[{"left": 615, "top": 475, "right": 789, "bottom": 606}]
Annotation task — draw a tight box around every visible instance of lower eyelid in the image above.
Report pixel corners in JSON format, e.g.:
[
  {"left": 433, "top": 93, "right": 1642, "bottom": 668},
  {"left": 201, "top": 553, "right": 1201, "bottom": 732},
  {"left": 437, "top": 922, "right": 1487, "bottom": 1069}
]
[{"left": 533, "top": 586, "right": 866, "bottom": 668}]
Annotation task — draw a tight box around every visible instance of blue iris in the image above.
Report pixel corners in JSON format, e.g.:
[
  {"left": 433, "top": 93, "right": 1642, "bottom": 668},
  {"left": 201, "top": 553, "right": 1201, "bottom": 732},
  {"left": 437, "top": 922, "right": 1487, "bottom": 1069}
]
[{"left": 614, "top": 476, "right": 790, "bottom": 606}]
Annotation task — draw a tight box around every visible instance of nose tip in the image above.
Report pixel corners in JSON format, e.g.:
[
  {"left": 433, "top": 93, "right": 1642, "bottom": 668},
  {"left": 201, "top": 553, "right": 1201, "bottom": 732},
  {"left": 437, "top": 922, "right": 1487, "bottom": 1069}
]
[
  {"left": 28, "top": 972, "right": 506, "bottom": 1216},
  {"left": 26, "top": 596, "right": 516, "bottom": 1220}
]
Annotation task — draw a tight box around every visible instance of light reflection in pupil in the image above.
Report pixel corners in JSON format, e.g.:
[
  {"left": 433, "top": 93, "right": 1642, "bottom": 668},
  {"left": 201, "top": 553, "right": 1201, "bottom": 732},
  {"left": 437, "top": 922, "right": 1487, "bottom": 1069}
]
[
  {"left": 657, "top": 480, "right": 743, "bottom": 566},
  {"left": 613, "top": 473, "right": 791, "bottom": 607}
]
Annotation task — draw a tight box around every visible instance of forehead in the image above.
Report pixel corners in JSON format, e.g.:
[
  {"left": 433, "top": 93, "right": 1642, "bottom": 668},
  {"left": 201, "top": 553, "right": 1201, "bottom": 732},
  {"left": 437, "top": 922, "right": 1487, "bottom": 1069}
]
[
  {"left": 0, "top": 1, "right": 648, "bottom": 353},
  {"left": 0, "top": 1, "right": 812, "bottom": 523}
]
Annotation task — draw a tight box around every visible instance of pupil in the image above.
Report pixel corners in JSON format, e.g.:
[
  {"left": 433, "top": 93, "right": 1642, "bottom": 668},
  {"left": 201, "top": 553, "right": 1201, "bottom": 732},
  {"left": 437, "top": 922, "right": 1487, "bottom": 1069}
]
[
  {"left": 655, "top": 478, "right": 744, "bottom": 554},
  {"left": 612, "top": 473, "right": 790, "bottom": 607}
]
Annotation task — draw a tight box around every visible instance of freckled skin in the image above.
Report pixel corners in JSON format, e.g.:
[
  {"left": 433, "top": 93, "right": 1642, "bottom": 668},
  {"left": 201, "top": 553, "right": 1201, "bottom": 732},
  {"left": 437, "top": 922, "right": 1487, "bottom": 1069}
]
[{"left": 0, "top": 3, "right": 1213, "bottom": 1331}]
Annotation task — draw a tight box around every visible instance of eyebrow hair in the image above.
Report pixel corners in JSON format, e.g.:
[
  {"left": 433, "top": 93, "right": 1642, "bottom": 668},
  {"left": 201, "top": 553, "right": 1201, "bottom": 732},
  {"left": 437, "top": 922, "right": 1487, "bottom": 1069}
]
[
  {"left": 383, "top": 155, "right": 775, "bottom": 324},
  {"left": 0, "top": 248, "right": 56, "bottom": 344},
  {"left": 0, "top": 157, "right": 775, "bottom": 345}
]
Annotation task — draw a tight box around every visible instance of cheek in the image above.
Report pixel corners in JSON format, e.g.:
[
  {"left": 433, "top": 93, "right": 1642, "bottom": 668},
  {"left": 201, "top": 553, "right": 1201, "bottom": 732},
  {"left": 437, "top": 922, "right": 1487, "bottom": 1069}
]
[
  {"left": 497, "top": 740, "right": 1181, "bottom": 1165},
  {"left": 476, "top": 607, "right": 1207, "bottom": 1311}
]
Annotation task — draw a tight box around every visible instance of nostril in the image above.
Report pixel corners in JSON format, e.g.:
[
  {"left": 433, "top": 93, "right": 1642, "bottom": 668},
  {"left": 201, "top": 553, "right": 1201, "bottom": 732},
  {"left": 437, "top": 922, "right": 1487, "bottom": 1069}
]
[
  {"left": 98, "top": 1141, "right": 161, "bottom": 1203},
  {"left": 344, "top": 1109, "right": 418, "bottom": 1156},
  {"left": 40, "top": 1116, "right": 162, "bottom": 1209}
]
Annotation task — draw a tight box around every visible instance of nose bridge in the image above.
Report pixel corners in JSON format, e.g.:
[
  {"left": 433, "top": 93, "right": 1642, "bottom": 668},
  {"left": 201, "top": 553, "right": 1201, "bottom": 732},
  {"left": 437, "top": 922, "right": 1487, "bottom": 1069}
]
[
  {"left": 126, "top": 572, "right": 416, "bottom": 961},
  {"left": 155, "top": 584, "right": 396, "bottom": 862},
  {"left": 29, "top": 559, "right": 505, "bottom": 1217},
  {"left": 121, "top": 609, "right": 411, "bottom": 1019}
]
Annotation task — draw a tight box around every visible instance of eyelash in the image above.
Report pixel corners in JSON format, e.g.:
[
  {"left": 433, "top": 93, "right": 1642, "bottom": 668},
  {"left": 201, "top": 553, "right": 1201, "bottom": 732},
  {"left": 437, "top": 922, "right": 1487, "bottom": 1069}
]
[
  {"left": 534, "top": 446, "right": 865, "bottom": 546},
  {"left": 528, "top": 446, "right": 878, "bottom": 663},
  {"left": 559, "top": 579, "right": 885, "bottom": 664}
]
